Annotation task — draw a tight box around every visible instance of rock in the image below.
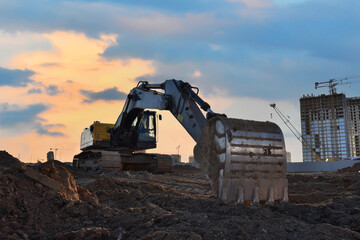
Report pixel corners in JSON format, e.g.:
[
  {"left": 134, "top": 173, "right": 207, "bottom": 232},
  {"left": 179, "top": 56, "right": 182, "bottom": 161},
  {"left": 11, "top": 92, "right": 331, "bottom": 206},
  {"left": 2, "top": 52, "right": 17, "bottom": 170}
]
[
  {"left": 77, "top": 185, "right": 99, "bottom": 205},
  {"left": 65, "top": 201, "right": 75, "bottom": 209},
  {"left": 346, "top": 180, "right": 360, "bottom": 191},
  {"left": 24, "top": 168, "right": 64, "bottom": 192},
  {"left": 142, "top": 220, "right": 154, "bottom": 228},
  {"left": 103, "top": 211, "right": 113, "bottom": 218},
  {"left": 39, "top": 162, "right": 79, "bottom": 201}
]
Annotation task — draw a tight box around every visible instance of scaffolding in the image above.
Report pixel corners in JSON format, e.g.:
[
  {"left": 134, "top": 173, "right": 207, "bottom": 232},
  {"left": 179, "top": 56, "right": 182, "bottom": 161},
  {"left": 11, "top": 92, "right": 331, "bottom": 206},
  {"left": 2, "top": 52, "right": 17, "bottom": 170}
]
[{"left": 300, "top": 93, "right": 350, "bottom": 162}]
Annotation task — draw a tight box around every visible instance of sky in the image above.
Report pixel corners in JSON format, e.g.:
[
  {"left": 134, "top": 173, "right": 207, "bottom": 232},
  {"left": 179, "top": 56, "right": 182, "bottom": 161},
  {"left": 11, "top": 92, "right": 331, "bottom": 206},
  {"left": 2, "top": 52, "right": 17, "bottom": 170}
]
[{"left": 0, "top": 0, "right": 359, "bottom": 163}]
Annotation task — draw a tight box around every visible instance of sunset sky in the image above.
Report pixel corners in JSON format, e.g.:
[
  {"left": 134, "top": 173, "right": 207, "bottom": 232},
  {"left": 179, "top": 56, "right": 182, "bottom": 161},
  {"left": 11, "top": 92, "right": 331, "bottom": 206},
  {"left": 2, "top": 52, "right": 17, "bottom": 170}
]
[{"left": 0, "top": 0, "right": 359, "bottom": 163}]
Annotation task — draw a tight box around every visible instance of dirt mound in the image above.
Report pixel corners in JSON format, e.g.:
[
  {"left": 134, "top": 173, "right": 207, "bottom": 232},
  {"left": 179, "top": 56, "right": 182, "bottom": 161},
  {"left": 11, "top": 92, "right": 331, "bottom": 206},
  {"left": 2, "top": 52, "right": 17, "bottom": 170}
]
[
  {"left": 338, "top": 162, "right": 360, "bottom": 173},
  {"left": 0, "top": 153, "right": 117, "bottom": 239},
  {"left": 1, "top": 150, "right": 360, "bottom": 239},
  {"left": 0, "top": 150, "right": 22, "bottom": 168},
  {"left": 38, "top": 161, "right": 79, "bottom": 201}
]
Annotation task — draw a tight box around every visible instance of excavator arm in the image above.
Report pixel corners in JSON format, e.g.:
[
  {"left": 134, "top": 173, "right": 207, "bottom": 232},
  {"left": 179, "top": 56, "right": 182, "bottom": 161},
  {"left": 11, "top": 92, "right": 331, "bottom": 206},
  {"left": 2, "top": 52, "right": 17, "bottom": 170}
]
[{"left": 108, "top": 79, "right": 288, "bottom": 204}]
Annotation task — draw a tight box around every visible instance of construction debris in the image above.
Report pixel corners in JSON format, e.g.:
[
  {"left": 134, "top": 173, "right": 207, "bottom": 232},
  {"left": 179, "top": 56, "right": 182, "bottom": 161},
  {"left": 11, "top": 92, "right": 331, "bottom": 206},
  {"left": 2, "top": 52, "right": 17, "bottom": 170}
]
[
  {"left": 0, "top": 151, "right": 360, "bottom": 239},
  {"left": 24, "top": 168, "right": 64, "bottom": 192}
]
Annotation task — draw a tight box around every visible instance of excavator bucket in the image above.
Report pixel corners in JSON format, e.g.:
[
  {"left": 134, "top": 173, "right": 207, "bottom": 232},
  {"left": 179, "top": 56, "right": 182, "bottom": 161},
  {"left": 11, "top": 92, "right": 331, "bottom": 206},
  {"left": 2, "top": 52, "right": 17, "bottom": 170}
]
[{"left": 194, "top": 117, "right": 288, "bottom": 204}]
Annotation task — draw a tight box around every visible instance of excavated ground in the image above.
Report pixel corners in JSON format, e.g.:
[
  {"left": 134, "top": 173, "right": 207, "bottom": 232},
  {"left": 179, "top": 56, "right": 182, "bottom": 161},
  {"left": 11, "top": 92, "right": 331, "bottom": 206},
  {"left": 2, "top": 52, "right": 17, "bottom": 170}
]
[{"left": 1, "top": 150, "right": 360, "bottom": 239}]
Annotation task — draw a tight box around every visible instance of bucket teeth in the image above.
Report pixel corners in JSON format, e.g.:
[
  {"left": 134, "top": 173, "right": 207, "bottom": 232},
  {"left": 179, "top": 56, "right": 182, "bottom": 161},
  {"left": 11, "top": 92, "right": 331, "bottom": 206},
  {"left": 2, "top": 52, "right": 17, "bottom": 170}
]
[
  {"left": 219, "top": 169, "right": 224, "bottom": 200},
  {"left": 252, "top": 187, "right": 259, "bottom": 205},
  {"left": 282, "top": 187, "right": 289, "bottom": 203},
  {"left": 267, "top": 187, "right": 275, "bottom": 205},
  {"left": 194, "top": 116, "right": 288, "bottom": 204},
  {"left": 237, "top": 186, "right": 244, "bottom": 204}
]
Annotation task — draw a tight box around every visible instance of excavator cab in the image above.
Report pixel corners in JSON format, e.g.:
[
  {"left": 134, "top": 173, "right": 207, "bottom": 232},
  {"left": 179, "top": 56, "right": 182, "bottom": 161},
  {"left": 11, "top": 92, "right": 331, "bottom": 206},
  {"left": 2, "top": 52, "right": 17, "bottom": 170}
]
[{"left": 135, "top": 110, "right": 157, "bottom": 149}]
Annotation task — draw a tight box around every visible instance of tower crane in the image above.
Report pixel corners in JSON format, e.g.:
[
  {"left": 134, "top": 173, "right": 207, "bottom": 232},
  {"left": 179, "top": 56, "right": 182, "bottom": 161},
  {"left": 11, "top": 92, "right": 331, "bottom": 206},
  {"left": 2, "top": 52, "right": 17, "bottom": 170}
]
[
  {"left": 315, "top": 76, "right": 360, "bottom": 95},
  {"left": 270, "top": 103, "right": 322, "bottom": 162}
]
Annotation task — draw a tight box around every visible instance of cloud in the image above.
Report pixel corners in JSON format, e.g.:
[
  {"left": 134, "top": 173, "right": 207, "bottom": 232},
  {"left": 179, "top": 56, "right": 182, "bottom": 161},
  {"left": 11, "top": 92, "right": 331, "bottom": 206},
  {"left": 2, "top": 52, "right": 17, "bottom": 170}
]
[
  {"left": 0, "top": 1, "right": 226, "bottom": 38},
  {"left": 89, "top": 0, "right": 234, "bottom": 13},
  {"left": 0, "top": 31, "right": 154, "bottom": 162},
  {"left": 2, "top": 0, "right": 360, "bottom": 65},
  {"left": 0, "top": 67, "right": 34, "bottom": 87},
  {"left": 0, "top": 103, "right": 46, "bottom": 127},
  {"left": 209, "top": 44, "right": 221, "bottom": 51},
  {"left": 38, "top": 62, "right": 61, "bottom": 68},
  {"left": 36, "top": 123, "right": 64, "bottom": 136},
  {"left": 0, "top": 103, "right": 23, "bottom": 112},
  {"left": 193, "top": 70, "right": 202, "bottom": 77},
  {"left": 80, "top": 87, "right": 127, "bottom": 103},
  {"left": 0, "top": 30, "right": 52, "bottom": 66},
  {"left": 27, "top": 85, "right": 61, "bottom": 96},
  {"left": 228, "top": 0, "right": 272, "bottom": 8},
  {"left": 46, "top": 84, "right": 62, "bottom": 96},
  {"left": 100, "top": 1, "right": 360, "bottom": 64},
  {"left": 0, "top": 103, "right": 64, "bottom": 136},
  {"left": 28, "top": 88, "right": 42, "bottom": 94}
]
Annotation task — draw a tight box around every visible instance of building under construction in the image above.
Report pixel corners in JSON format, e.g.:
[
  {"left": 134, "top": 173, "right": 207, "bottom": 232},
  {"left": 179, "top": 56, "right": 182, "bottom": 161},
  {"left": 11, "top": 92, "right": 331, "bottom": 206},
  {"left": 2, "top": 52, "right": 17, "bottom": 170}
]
[
  {"left": 348, "top": 97, "right": 360, "bottom": 157},
  {"left": 300, "top": 93, "right": 360, "bottom": 161}
]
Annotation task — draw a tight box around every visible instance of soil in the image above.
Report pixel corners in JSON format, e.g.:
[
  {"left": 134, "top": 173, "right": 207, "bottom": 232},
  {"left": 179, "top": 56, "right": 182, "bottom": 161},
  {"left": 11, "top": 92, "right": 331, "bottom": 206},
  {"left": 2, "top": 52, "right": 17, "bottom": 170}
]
[{"left": 1, "top": 150, "right": 360, "bottom": 239}]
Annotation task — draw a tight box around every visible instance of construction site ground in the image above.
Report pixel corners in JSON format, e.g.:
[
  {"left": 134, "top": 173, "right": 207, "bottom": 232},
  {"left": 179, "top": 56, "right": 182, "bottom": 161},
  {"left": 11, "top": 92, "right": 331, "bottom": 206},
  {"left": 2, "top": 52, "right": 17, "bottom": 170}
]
[{"left": 1, "top": 150, "right": 360, "bottom": 240}]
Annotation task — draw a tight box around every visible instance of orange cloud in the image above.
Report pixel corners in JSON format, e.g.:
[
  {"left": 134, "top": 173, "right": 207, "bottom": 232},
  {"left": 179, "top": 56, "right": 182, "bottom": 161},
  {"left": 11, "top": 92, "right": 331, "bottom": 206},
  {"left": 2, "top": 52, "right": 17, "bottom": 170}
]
[{"left": 1, "top": 31, "right": 154, "bottom": 162}]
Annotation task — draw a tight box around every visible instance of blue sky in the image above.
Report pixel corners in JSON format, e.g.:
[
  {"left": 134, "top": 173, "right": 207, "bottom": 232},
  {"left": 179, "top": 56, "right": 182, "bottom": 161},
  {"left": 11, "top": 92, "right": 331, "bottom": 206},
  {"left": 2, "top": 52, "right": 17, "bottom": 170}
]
[
  {"left": 3, "top": 0, "right": 358, "bottom": 97},
  {"left": 0, "top": 0, "right": 359, "bottom": 162}
]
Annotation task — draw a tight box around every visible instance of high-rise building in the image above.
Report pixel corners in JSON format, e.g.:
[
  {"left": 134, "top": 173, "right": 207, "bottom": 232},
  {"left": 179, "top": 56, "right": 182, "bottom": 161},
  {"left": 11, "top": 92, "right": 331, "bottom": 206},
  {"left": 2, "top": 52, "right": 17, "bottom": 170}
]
[
  {"left": 300, "top": 93, "right": 352, "bottom": 162},
  {"left": 347, "top": 97, "right": 360, "bottom": 157}
]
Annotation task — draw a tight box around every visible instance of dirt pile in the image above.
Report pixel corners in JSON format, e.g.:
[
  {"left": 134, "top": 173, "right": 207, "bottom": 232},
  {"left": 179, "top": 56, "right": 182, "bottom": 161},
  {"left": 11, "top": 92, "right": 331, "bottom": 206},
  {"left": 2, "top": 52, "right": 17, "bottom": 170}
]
[
  {"left": 37, "top": 161, "right": 80, "bottom": 201},
  {"left": 338, "top": 162, "right": 360, "bottom": 173},
  {"left": 0, "top": 157, "right": 117, "bottom": 239},
  {"left": 1, "top": 151, "right": 360, "bottom": 239},
  {"left": 0, "top": 150, "right": 24, "bottom": 169}
]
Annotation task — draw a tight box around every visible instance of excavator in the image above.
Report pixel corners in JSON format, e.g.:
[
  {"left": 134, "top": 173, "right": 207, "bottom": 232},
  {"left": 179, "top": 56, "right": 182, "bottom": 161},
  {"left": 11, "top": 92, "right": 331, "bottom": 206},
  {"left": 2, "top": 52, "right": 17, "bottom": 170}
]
[{"left": 73, "top": 79, "right": 288, "bottom": 204}]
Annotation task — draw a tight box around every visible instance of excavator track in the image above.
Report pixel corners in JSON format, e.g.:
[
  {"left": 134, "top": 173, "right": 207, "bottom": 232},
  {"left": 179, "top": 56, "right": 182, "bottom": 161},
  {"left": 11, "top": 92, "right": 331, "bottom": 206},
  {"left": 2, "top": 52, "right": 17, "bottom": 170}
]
[
  {"left": 73, "top": 151, "right": 173, "bottom": 174},
  {"left": 154, "top": 154, "right": 174, "bottom": 173},
  {"left": 194, "top": 116, "right": 288, "bottom": 204}
]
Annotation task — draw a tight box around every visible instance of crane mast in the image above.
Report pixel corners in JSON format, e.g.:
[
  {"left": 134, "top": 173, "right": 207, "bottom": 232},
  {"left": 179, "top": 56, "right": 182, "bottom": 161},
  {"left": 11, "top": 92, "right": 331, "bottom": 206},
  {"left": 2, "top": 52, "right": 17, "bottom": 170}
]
[{"left": 270, "top": 103, "right": 322, "bottom": 162}]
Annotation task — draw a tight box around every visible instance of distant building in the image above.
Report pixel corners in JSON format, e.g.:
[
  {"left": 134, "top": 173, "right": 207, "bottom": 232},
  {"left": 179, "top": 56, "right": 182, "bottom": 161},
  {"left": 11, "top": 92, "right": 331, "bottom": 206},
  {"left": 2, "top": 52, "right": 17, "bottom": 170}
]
[
  {"left": 300, "top": 93, "right": 360, "bottom": 161},
  {"left": 188, "top": 155, "right": 195, "bottom": 164},
  {"left": 347, "top": 97, "right": 360, "bottom": 157}
]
